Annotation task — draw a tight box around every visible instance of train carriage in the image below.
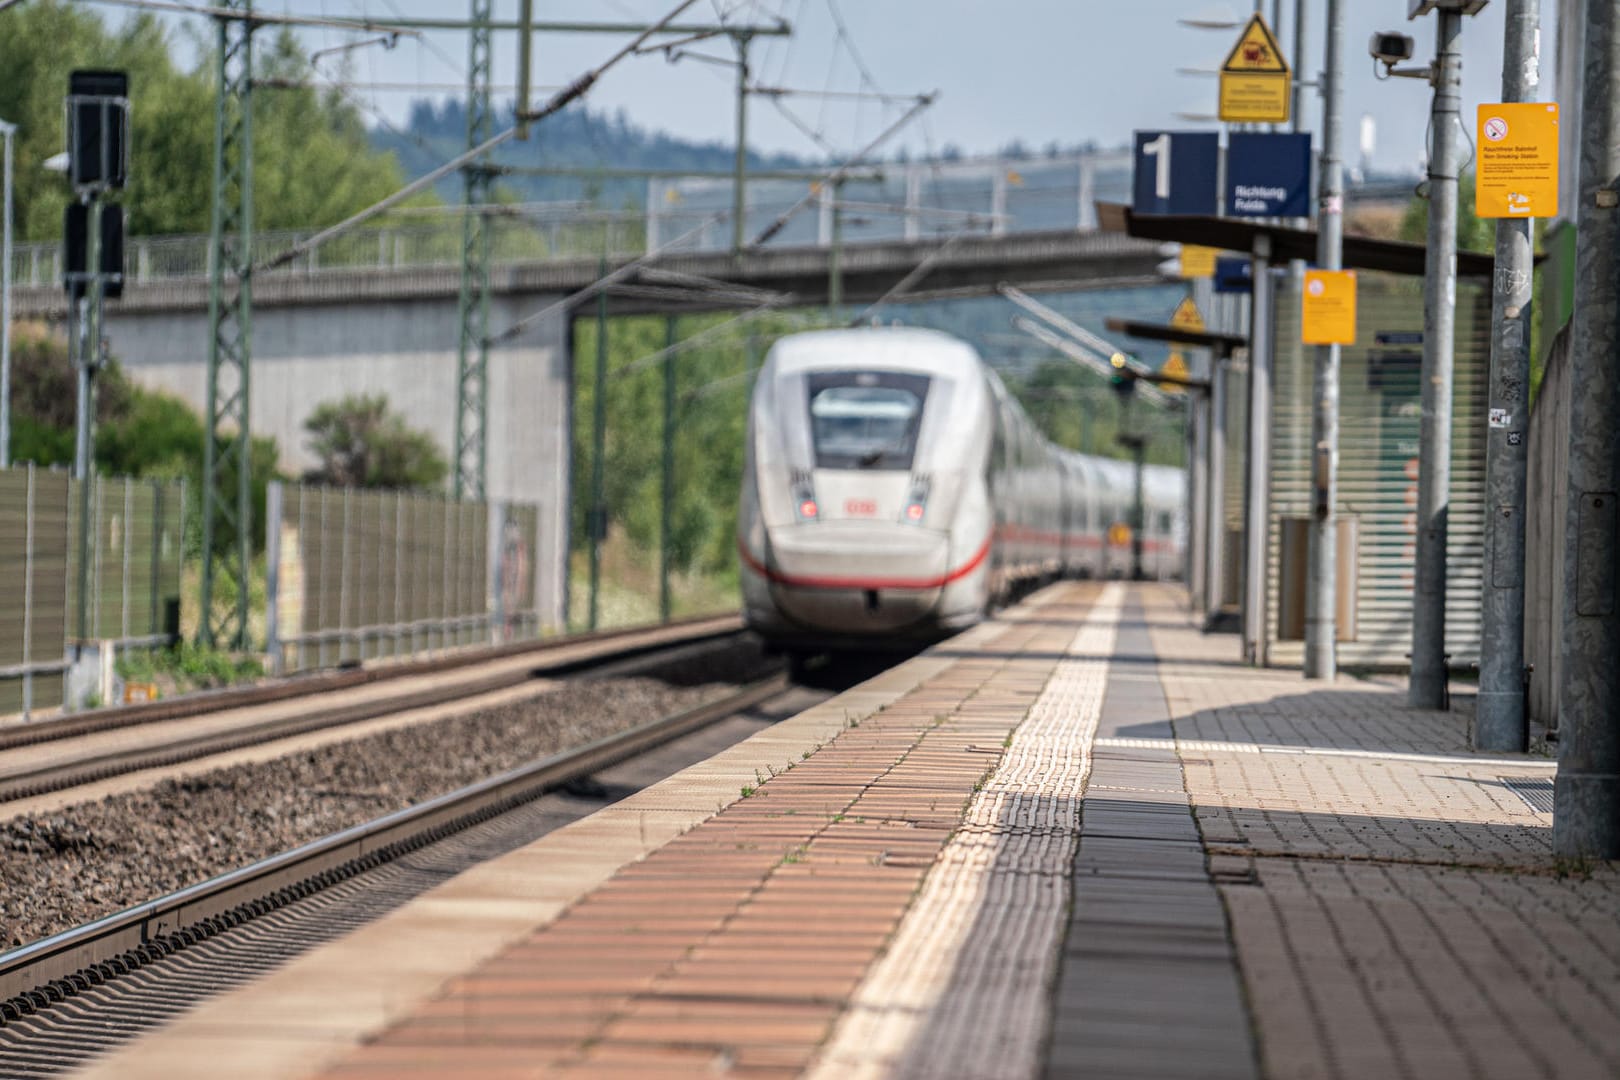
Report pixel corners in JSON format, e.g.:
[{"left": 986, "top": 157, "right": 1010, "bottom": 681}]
[{"left": 739, "top": 327, "right": 1185, "bottom": 655}]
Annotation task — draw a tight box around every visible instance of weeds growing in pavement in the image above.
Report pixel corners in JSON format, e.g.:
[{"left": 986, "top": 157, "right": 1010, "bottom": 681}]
[{"left": 740, "top": 785, "right": 756, "bottom": 798}]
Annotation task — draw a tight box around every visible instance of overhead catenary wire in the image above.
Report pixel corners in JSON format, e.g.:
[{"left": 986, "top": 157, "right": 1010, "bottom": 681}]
[
  {"left": 747, "top": 90, "right": 935, "bottom": 248},
  {"left": 260, "top": 0, "right": 708, "bottom": 273},
  {"left": 72, "top": 0, "right": 424, "bottom": 35},
  {"left": 485, "top": 212, "right": 726, "bottom": 348}
]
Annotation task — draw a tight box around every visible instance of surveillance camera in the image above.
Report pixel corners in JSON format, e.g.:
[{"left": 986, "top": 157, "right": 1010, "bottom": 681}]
[{"left": 1369, "top": 31, "right": 1415, "bottom": 66}]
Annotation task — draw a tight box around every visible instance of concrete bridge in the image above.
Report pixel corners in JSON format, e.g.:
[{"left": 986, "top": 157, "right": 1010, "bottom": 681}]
[{"left": 13, "top": 228, "right": 1164, "bottom": 627}]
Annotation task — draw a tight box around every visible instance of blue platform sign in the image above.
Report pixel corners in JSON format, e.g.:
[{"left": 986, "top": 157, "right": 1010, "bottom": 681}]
[
  {"left": 1214, "top": 256, "right": 1253, "bottom": 294},
  {"left": 1225, "top": 132, "right": 1312, "bottom": 218},
  {"left": 1132, "top": 131, "right": 1220, "bottom": 216}
]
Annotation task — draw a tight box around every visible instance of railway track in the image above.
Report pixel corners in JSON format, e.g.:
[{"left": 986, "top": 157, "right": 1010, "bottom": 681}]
[
  {"left": 0, "top": 673, "right": 795, "bottom": 1070},
  {"left": 0, "top": 615, "right": 742, "bottom": 805}
]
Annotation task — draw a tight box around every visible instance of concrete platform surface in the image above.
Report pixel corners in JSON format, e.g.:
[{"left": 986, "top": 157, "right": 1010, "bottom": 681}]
[{"left": 63, "top": 581, "right": 1619, "bottom": 1080}]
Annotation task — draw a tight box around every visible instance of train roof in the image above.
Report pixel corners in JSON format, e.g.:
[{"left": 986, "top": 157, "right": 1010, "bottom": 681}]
[{"left": 763, "top": 327, "right": 985, "bottom": 380}]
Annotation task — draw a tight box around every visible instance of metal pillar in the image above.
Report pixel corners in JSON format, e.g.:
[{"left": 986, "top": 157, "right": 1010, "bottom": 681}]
[
  {"left": 453, "top": 0, "right": 493, "bottom": 501},
  {"left": 828, "top": 179, "right": 844, "bottom": 316},
  {"left": 1189, "top": 392, "right": 1209, "bottom": 608},
  {"left": 200, "top": 0, "right": 255, "bottom": 650},
  {"left": 731, "top": 34, "right": 751, "bottom": 254},
  {"left": 0, "top": 119, "right": 13, "bottom": 469},
  {"left": 1554, "top": 0, "right": 1620, "bottom": 859},
  {"left": 587, "top": 274, "right": 608, "bottom": 631},
  {"left": 1205, "top": 358, "right": 1228, "bottom": 620},
  {"left": 1409, "top": 10, "right": 1464, "bottom": 709},
  {"left": 660, "top": 315, "right": 676, "bottom": 623},
  {"left": 73, "top": 198, "right": 104, "bottom": 648},
  {"left": 1304, "top": 0, "right": 1344, "bottom": 679},
  {"left": 1476, "top": 0, "right": 1538, "bottom": 750},
  {"left": 1244, "top": 234, "right": 1273, "bottom": 664}
]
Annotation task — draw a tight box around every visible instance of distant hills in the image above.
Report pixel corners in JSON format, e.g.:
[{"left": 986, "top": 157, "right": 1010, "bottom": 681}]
[{"left": 369, "top": 99, "right": 822, "bottom": 207}]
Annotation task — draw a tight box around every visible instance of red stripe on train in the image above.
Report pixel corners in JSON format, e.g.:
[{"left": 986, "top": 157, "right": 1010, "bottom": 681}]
[{"left": 737, "top": 535, "right": 993, "bottom": 591}]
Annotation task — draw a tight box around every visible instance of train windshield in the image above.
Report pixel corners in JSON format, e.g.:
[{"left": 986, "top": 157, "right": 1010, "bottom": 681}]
[{"left": 807, "top": 371, "right": 930, "bottom": 470}]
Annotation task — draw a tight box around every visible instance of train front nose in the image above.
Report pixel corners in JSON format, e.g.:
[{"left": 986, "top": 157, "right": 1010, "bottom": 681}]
[{"left": 760, "top": 522, "right": 949, "bottom": 633}]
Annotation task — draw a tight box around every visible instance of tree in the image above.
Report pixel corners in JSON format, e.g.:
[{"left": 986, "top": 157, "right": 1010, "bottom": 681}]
[
  {"left": 0, "top": 2, "right": 424, "bottom": 241},
  {"left": 302, "top": 394, "right": 448, "bottom": 492},
  {"left": 1399, "top": 171, "right": 1494, "bottom": 254}
]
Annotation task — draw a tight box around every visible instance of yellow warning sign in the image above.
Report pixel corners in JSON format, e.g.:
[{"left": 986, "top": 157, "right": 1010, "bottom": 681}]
[
  {"left": 1476, "top": 102, "right": 1560, "bottom": 219},
  {"left": 1170, "top": 296, "right": 1206, "bottom": 334},
  {"left": 1160, "top": 350, "right": 1190, "bottom": 395},
  {"left": 1108, "top": 522, "right": 1132, "bottom": 547},
  {"left": 1219, "top": 14, "right": 1290, "bottom": 125},
  {"left": 1301, "top": 270, "right": 1357, "bottom": 346},
  {"left": 1180, "top": 244, "right": 1218, "bottom": 279}
]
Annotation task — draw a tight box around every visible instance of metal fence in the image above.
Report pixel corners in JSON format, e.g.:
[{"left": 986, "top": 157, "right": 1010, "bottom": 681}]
[
  {"left": 266, "top": 483, "right": 541, "bottom": 674},
  {"left": 0, "top": 469, "right": 184, "bottom": 719},
  {"left": 0, "top": 467, "right": 70, "bottom": 717},
  {"left": 66, "top": 476, "right": 186, "bottom": 649}
]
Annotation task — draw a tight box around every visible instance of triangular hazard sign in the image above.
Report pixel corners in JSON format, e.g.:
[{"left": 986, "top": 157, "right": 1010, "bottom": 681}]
[
  {"left": 1222, "top": 14, "right": 1288, "bottom": 74},
  {"left": 1161, "top": 350, "right": 1189, "bottom": 394},
  {"left": 1170, "top": 296, "right": 1205, "bottom": 333}
]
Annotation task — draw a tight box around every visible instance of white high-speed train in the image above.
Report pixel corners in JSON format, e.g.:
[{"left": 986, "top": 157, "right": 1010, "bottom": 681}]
[{"left": 738, "top": 327, "right": 1186, "bottom": 655}]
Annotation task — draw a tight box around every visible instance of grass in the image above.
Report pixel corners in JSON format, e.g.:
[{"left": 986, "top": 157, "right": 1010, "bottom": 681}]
[{"left": 566, "top": 532, "right": 738, "bottom": 632}]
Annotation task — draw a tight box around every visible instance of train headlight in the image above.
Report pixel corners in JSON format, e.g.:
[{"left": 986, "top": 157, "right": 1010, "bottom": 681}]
[
  {"left": 900, "top": 475, "right": 930, "bottom": 525},
  {"left": 791, "top": 471, "right": 819, "bottom": 523}
]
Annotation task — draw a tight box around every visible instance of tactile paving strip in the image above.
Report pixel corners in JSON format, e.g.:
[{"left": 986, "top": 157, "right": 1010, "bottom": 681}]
[
  {"left": 808, "top": 584, "right": 1124, "bottom": 1080},
  {"left": 307, "top": 585, "right": 1105, "bottom": 1079}
]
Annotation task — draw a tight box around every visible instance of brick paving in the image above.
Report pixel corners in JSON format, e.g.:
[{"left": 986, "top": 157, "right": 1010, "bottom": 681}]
[
  {"left": 811, "top": 584, "right": 1124, "bottom": 1080},
  {"left": 62, "top": 581, "right": 1620, "bottom": 1079},
  {"left": 312, "top": 586, "right": 1106, "bottom": 1079},
  {"left": 1141, "top": 585, "right": 1620, "bottom": 1080}
]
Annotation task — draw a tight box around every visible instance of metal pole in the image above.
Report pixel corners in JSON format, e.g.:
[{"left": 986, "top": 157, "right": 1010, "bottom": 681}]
[
  {"left": 1130, "top": 436, "right": 1146, "bottom": 581},
  {"left": 588, "top": 267, "right": 607, "bottom": 630},
  {"left": 1244, "top": 234, "right": 1273, "bottom": 664},
  {"left": 1476, "top": 0, "right": 1538, "bottom": 750},
  {"left": 829, "top": 178, "right": 844, "bottom": 316},
  {"left": 731, "top": 34, "right": 750, "bottom": 254},
  {"left": 74, "top": 197, "right": 104, "bottom": 651},
  {"left": 1409, "top": 10, "right": 1464, "bottom": 709},
  {"left": 0, "top": 120, "right": 13, "bottom": 469},
  {"left": 1554, "top": 0, "right": 1620, "bottom": 859},
  {"left": 515, "top": 0, "right": 533, "bottom": 138},
  {"left": 1205, "top": 356, "right": 1227, "bottom": 620},
  {"left": 1304, "top": 0, "right": 1344, "bottom": 679},
  {"left": 660, "top": 314, "right": 676, "bottom": 623}
]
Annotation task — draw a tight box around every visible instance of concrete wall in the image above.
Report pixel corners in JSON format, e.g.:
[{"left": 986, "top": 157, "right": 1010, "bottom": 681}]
[{"left": 102, "top": 292, "right": 571, "bottom": 630}]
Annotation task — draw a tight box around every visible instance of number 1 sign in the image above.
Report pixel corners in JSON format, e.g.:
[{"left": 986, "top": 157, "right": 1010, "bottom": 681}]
[{"left": 1132, "top": 131, "right": 1220, "bottom": 217}]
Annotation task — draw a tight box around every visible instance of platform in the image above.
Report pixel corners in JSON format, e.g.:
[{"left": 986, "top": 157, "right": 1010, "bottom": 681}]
[{"left": 69, "top": 582, "right": 1619, "bottom": 1079}]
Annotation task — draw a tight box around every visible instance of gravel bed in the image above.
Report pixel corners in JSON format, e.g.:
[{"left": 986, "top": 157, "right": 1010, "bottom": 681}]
[{"left": 1, "top": 639, "right": 778, "bottom": 949}]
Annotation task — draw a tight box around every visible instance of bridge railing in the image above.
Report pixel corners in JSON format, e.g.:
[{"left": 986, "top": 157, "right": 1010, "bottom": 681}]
[{"left": 7, "top": 149, "right": 1142, "bottom": 289}]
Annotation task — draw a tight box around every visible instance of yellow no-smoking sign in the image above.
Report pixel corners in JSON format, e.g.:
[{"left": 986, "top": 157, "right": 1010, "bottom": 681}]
[{"left": 1476, "top": 102, "right": 1559, "bottom": 218}]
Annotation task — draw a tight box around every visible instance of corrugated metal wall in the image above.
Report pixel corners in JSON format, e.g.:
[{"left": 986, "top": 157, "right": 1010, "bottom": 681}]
[
  {"left": 65, "top": 477, "right": 186, "bottom": 647},
  {"left": 0, "top": 468, "right": 71, "bottom": 716},
  {"left": 273, "top": 485, "right": 539, "bottom": 673},
  {"left": 1266, "top": 272, "right": 1491, "bottom": 669}
]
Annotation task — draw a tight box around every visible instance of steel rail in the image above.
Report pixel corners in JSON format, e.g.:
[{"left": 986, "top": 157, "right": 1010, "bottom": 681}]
[
  {"left": 0, "top": 613, "right": 740, "bottom": 755},
  {"left": 0, "top": 616, "right": 744, "bottom": 803},
  {"left": 0, "top": 673, "right": 789, "bottom": 1013}
]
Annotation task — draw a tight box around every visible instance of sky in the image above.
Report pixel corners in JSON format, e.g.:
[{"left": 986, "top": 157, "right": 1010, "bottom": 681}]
[{"left": 125, "top": 0, "right": 1559, "bottom": 175}]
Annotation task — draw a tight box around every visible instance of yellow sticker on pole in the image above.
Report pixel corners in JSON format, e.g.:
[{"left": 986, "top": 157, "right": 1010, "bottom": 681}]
[
  {"left": 1219, "top": 13, "right": 1291, "bottom": 125},
  {"left": 1476, "top": 102, "right": 1559, "bottom": 219},
  {"left": 1179, "top": 244, "right": 1218, "bottom": 279},
  {"left": 1301, "top": 270, "right": 1357, "bottom": 346}
]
